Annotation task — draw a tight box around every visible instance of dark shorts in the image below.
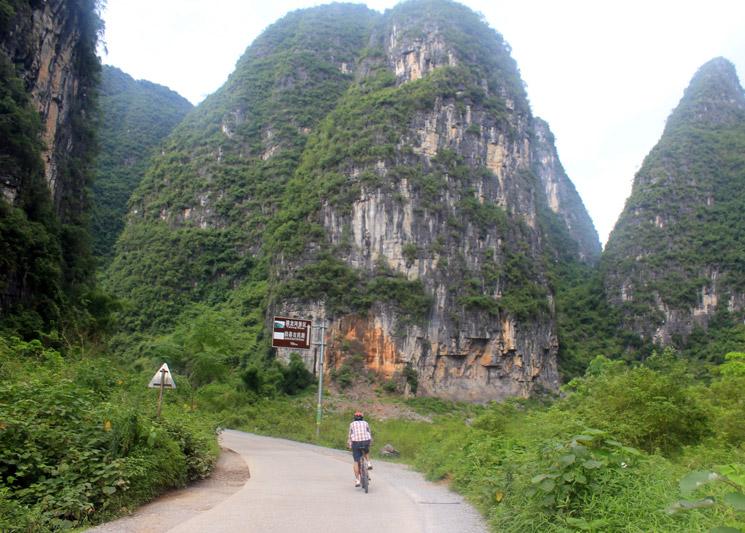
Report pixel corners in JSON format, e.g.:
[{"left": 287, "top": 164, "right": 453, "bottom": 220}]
[{"left": 351, "top": 440, "right": 371, "bottom": 461}]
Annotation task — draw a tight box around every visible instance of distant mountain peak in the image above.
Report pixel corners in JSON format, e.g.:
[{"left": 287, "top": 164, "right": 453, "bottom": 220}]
[{"left": 666, "top": 56, "right": 745, "bottom": 131}]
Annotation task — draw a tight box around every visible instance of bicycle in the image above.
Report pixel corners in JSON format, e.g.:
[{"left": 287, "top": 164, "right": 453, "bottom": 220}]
[{"left": 357, "top": 455, "right": 369, "bottom": 493}]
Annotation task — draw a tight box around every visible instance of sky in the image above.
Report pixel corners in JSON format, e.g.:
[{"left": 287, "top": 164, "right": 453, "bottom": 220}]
[{"left": 99, "top": 0, "right": 745, "bottom": 245}]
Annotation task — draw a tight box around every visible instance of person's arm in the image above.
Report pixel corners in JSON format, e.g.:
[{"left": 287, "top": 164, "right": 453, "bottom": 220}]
[
  {"left": 347, "top": 423, "right": 352, "bottom": 448},
  {"left": 367, "top": 421, "right": 372, "bottom": 442}
]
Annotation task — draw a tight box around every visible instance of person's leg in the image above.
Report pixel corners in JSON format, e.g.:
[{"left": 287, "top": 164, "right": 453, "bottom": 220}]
[
  {"left": 363, "top": 442, "right": 372, "bottom": 469},
  {"left": 352, "top": 445, "right": 361, "bottom": 485}
]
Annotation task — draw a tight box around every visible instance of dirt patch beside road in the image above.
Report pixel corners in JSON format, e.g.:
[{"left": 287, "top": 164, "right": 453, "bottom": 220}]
[{"left": 86, "top": 445, "right": 250, "bottom": 532}]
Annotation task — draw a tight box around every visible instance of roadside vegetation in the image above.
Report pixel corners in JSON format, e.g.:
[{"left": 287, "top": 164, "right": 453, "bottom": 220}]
[
  {"left": 0, "top": 336, "right": 217, "bottom": 531},
  {"left": 210, "top": 348, "right": 745, "bottom": 532}
]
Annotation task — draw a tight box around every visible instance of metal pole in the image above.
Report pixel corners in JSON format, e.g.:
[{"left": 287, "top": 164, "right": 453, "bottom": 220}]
[
  {"left": 315, "top": 319, "right": 326, "bottom": 439},
  {"left": 157, "top": 368, "right": 166, "bottom": 418}
]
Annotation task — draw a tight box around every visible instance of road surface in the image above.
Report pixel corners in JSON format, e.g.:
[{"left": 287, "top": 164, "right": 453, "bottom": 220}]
[{"left": 89, "top": 429, "right": 489, "bottom": 533}]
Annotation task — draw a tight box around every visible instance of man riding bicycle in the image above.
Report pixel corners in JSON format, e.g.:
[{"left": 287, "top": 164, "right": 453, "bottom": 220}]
[{"left": 347, "top": 410, "right": 373, "bottom": 487}]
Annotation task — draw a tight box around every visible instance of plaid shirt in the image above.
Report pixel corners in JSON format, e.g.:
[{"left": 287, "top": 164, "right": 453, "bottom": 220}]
[{"left": 348, "top": 420, "right": 372, "bottom": 446}]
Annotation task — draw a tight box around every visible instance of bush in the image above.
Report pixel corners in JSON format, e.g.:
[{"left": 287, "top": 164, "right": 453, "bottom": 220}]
[
  {"left": 563, "top": 363, "right": 710, "bottom": 454},
  {"left": 0, "top": 346, "right": 218, "bottom": 530},
  {"left": 280, "top": 353, "right": 314, "bottom": 395}
]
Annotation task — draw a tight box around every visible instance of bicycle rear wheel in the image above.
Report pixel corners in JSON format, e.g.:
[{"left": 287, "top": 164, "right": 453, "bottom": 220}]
[{"left": 359, "top": 458, "right": 368, "bottom": 493}]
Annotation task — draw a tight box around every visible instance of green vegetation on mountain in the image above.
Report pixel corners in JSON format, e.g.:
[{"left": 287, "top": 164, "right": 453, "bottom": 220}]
[
  {"left": 91, "top": 65, "right": 192, "bottom": 263},
  {"left": 106, "top": 4, "right": 378, "bottom": 335},
  {"left": 0, "top": 53, "right": 61, "bottom": 333},
  {"left": 1, "top": 3, "right": 220, "bottom": 530}
]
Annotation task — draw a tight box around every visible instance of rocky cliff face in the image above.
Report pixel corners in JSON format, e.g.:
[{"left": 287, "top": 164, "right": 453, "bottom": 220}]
[
  {"left": 602, "top": 58, "right": 745, "bottom": 345},
  {"left": 107, "top": 0, "right": 599, "bottom": 400},
  {"left": 0, "top": 0, "right": 100, "bottom": 221},
  {"left": 532, "top": 118, "right": 601, "bottom": 263},
  {"left": 272, "top": 1, "right": 600, "bottom": 400},
  {"left": 0, "top": 0, "right": 100, "bottom": 329}
]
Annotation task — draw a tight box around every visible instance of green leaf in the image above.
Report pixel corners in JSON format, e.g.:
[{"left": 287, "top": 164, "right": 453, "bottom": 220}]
[
  {"left": 539, "top": 478, "right": 556, "bottom": 492},
  {"left": 710, "top": 527, "right": 742, "bottom": 533},
  {"left": 572, "top": 435, "right": 595, "bottom": 443},
  {"left": 680, "top": 471, "right": 720, "bottom": 496},
  {"left": 583, "top": 460, "right": 603, "bottom": 469},
  {"left": 531, "top": 474, "right": 550, "bottom": 484},
  {"left": 571, "top": 445, "right": 589, "bottom": 458},
  {"left": 723, "top": 492, "right": 745, "bottom": 511},
  {"left": 717, "top": 464, "right": 745, "bottom": 488},
  {"left": 102, "top": 486, "right": 116, "bottom": 495},
  {"left": 620, "top": 445, "right": 642, "bottom": 456},
  {"left": 558, "top": 454, "right": 576, "bottom": 467}
]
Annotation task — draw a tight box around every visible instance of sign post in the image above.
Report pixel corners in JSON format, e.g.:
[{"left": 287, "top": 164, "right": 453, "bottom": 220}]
[
  {"left": 271, "top": 315, "right": 326, "bottom": 438},
  {"left": 148, "top": 363, "right": 176, "bottom": 418},
  {"left": 315, "top": 319, "right": 327, "bottom": 439}
]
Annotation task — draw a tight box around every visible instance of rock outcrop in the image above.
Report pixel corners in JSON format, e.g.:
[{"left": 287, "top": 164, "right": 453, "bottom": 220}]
[
  {"left": 271, "top": 1, "right": 599, "bottom": 400},
  {"left": 532, "top": 118, "right": 601, "bottom": 263}
]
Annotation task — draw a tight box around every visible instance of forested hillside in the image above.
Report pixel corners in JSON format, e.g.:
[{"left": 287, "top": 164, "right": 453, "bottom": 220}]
[
  {"left": 0, "top": 4, "right": 218, "bottom": 530},
  {"left": 91, "top": 65, "right": 193, "bottom": 263}
]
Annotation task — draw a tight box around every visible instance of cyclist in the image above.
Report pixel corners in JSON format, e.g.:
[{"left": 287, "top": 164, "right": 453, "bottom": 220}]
[{"left": 347, "top": 410, "right": 373, "bottom": 487}]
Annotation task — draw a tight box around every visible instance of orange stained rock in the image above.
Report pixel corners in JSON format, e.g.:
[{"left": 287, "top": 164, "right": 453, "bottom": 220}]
[{"left": 335, "top": 317, "right": 400, "bottom": 378}]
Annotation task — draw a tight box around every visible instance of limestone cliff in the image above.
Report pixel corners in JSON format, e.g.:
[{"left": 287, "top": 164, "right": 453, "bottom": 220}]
[
  {"left": 602, "top": 58, "right": 745, "bottom": 345},
  {"left": 0, "top": 0, "right": 100, "bottom": 328},
  {"left": 270, "top": 1, "right": 594, "bottom": 399},
  {"left": 0, "top": 0, "right": 100, "bottom": 222},
  {"left": 532, "top": 118, "right": 600, "bottom": 263}
]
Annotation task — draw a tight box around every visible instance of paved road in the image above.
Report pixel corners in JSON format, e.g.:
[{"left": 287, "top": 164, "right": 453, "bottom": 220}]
[{"left": 90, "top": 430, "right": 489, "bottom": 533}]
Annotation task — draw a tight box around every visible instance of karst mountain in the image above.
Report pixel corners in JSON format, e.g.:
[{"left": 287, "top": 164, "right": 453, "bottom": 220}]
[{"left": 105, "top": 0, "right": 600, "bottom": 400}]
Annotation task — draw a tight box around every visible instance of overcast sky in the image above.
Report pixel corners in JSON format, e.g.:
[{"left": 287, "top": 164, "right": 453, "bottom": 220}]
[{"left": 100, "top": 0, "right": 745, "bottom": 245}]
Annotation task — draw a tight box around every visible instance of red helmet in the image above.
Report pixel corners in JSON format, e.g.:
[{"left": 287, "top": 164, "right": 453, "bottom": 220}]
[{"left": 354, "top": 411, "right": 363, "bottom": 420}]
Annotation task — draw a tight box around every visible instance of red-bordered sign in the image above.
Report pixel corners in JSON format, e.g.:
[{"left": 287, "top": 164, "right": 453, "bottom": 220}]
[{"left": 272, "top": 316, "right": 312, "bottom": 349}]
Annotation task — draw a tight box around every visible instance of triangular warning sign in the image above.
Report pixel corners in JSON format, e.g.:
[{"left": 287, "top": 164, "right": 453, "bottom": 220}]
[{"left": 148, "top": 363, "right": 176, "bottom": 389}]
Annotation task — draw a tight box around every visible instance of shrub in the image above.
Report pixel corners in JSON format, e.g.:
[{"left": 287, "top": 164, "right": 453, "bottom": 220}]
[
  {"left": 280, "top": 353, "right": 314, "bottom": 395},
  {"left": 563, "top": 364, "right": 710, "bottom": 454}
]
